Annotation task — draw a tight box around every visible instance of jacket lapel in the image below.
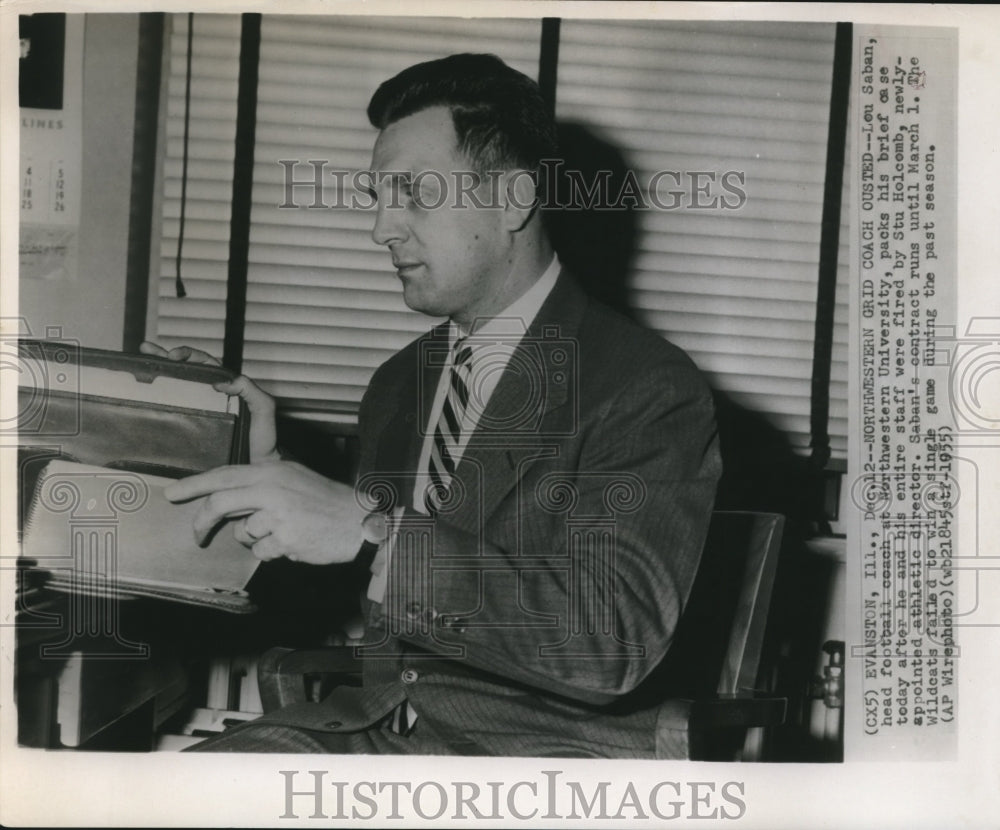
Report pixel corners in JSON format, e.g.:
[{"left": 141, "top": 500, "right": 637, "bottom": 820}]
[
  {"left": 372, "top": 322, "right": 449, "bottom": 509},
  {"left": 449, "top": 270, "right": 588, "bottom": 534}
]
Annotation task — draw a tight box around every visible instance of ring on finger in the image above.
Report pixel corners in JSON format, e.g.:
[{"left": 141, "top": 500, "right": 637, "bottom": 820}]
[{"left": 242, "top": 515, "right": 267, "bottom": 542}]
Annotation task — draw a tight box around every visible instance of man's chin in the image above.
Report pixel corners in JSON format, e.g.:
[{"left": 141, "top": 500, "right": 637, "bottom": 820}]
[{"left": 401, "top": 287, "right": 447, "bottom": 319}]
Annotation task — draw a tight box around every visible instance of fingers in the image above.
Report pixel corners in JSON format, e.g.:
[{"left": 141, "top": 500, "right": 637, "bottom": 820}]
[
  {"left": 231, "top": 520, "right": 290, "bottom": 562},
  {"left": 229, "top": 512, "right": 285, "bottom": 562},
  {"left": 141, "top": 344, "right": 264, "bottom": 401},
  {"left": 342, "top": 615, "right": 366, "bottom": 640},
  {"left": 165, "top": 461, "right": 324, "bottom": 504},
  {"left": 167, "top": 344, "right": 223, "bottom": 366},
  {"left": 232, "top": 518, "right": 254, "bottom": 547},
  {"left": 232, "top": 513, "right": 271, "bottom": 547},
  {"left": 165, "top": 460, "right": 364, "bottom": 560},
  {"left": 214, "top": 375, "right": 275, "bottom": 417},
  {"left": 248, "top": 534, "right": 284, "bottom": 562},
  {"left": 214, "top": 374, "right": 279, "bottom": 463},
  {"left": 164, "top": 465, "right": 265, "bottom": 502},
  {"left": 139, "top": 340, "right": 222, "bottom": 366},
  {"left": 189, "top": 487, "right": 265, "bottom": 545},
  {"left": 139, "top": 341, "right": 168, "bottom": 357}
]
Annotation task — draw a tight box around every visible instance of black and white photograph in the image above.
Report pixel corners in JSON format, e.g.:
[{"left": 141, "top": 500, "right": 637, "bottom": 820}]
[{"left": 1, "top": 3, "right": 997, "bottom": 827}]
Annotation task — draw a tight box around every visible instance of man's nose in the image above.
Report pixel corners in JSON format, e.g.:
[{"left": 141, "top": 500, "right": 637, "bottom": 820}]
[{"left": 371, "top": 200, "right": 406, "bottom": 247}]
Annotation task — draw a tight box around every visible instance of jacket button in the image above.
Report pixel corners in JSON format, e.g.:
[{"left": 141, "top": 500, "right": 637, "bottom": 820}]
[
  {"left": 445, "top": 616, "right": 467, "bottom": 634},
  {"left": 401, "top": 668, "right": 419, "bottom": 684},
  {"left": 325, "top": 720, "right": 343, "bottom": 729}
]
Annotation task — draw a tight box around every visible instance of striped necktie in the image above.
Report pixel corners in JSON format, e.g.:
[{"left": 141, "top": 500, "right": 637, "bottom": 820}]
[
  {"left": 384, "top": 338, "right": 473, "bottom": 737},
  {"left": 385, "top": 699, "right": 417, "bottom": 736},
  {"left": 425, "top": 337, "right": 473, "bottom": 514}
]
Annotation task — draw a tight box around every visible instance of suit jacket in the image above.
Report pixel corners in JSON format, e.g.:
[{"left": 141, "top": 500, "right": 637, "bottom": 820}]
[{"left": 268, "top": 271, "right": 721, "bottom": 757}]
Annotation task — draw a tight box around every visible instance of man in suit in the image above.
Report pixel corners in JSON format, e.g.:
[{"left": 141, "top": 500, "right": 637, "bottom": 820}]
[{"left": 165, "top": 54, "right": 721, "bottom": 756}]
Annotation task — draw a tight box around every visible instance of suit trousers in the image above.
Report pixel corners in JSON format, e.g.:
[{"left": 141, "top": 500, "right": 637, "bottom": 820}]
[{"left": 184, "top": 716, "right": 459, "bottom": 754}]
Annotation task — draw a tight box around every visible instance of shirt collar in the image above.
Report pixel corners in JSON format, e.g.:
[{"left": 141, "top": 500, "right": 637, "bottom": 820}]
[{"left": 449, "top": 255, "right": 561, "bottom": 347}]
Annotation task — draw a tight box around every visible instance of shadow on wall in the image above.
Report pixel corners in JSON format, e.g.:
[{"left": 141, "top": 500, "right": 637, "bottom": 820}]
[
  {"left": 548, "top": 120, "right": 841, "bottom": 761},
  {"left": 545, "top": 121, "right": 821, "bottom": 520},
  {"left": 543, "top": 122, "right": 638, "bottom": 320}
]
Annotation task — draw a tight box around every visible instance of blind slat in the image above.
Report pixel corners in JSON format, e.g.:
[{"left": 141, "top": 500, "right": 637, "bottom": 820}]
[
  {"left": 556, "top": 18, "right": 842, "bottom": 457},
  {"left": 155, "top": 15, "right": 846, "bottom": 461}
]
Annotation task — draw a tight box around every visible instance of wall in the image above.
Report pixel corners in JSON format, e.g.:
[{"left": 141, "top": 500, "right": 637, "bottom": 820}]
[{"left": 20, "top": 14, "right": 138, "bottom": 349}]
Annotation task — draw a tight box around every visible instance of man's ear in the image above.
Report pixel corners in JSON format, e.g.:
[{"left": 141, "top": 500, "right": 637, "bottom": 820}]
[{"left": 502, "top": 169, "right": 539, "bottom": 232}]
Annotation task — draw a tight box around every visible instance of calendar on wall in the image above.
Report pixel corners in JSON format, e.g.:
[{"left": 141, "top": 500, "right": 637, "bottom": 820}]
[{"left": 19, "top": 13, "right": 83, "bottom": 281}]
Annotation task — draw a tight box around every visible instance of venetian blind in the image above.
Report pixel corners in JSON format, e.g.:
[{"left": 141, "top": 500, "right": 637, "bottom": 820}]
[
  {"left": 153, "top": 15, "right": 847, "bottom": 459},
  {"left": 555, "top": 20, "right": 847, "bottom": 457},
  {"left": 153, "top": 14, "right": 240, "bottom": 354},
  {"left": 154, "top": 14, "right": 542, "bottom": 410},
  {"left": 241, "top": 16, "right": 544, "bottom": 411}
]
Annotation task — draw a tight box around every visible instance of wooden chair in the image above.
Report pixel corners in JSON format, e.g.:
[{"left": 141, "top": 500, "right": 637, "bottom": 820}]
[
  {"left": 646, "top": 510, "right": 786, "bottom": 759},
  {"left": 258, "top": 510, "right": 786, "bottom": 760}
]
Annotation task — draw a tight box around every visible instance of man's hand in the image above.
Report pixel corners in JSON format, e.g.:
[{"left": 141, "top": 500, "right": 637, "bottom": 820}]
[
  {"left": 139, "top": 341, "right": 278, "bottom": 463},
  {"left": 164, "top": 461, "right": 366, "bottom": 565}
]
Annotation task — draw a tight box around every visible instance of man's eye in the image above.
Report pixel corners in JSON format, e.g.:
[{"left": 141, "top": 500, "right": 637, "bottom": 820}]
[
  {"left": 392, "top": 180, "right": 413, "bottom": 203},
  {"left": 414, "top": 180, "right": 444, "bottom": 207}
]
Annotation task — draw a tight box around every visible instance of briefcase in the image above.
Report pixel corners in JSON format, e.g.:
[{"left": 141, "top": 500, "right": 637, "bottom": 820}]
[
  {"left": 17, "top": 339, "right": 249, "bottom": 475},
  {"left": 17, "top": 339, "right": 259, "bottom": 612}
]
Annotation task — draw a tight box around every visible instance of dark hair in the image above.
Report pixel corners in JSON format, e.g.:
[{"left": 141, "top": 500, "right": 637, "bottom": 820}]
[{"left": 367, "top": 53, "right": 557, "bottom": 174}]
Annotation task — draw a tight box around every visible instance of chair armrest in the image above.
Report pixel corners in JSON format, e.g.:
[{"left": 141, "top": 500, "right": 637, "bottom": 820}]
[
  {"left": 690, "top": 694, "right": 786, "bottom": 729},
  {"left": 258, "top": 646, "right": 362, "bottom": 713},
  {"left": 655, "top": 695, "right": 787, "bottom": 760}
]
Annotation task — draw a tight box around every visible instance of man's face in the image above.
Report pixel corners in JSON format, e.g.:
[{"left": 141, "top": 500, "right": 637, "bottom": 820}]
[{"left": 368, "top": 106, "right": 511, "bottom": 329}]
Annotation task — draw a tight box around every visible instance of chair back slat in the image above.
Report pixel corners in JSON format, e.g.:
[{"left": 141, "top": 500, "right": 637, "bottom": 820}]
[{"left": 651, "top": 511, "right": 785, "bottom": 698}]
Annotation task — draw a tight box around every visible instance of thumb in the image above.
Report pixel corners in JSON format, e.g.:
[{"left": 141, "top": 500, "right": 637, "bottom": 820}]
[
  {"left": 215, "top": 375, "right": 275, "bottom": 418},
  {"left": 214, "top": 375, "right": 278, "bottom": 462}
]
